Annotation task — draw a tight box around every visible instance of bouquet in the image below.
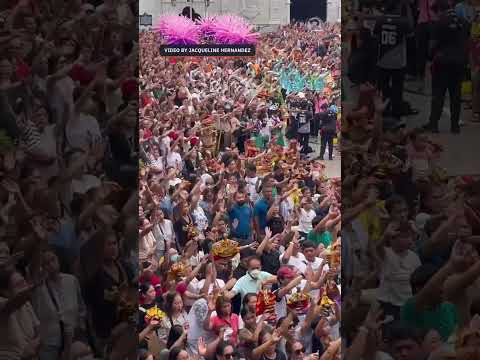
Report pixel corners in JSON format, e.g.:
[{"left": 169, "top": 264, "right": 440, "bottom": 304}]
[
  {"left": 168, "top": 261, "right": 188, "bottom": 280},
  {"left": 287, "top": 291, "right": 310, "bottom": 314},
  {"left": 144, "top": 306, "right": 166, "bottom": 324}
]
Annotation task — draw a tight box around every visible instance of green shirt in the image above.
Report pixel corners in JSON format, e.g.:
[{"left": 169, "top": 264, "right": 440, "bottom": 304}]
[
  {"left": 307, "top": 230, "right": 333, "bottom": 248},
  {"left": 401, "top": 297, "right": 458, "bottom": 341}
]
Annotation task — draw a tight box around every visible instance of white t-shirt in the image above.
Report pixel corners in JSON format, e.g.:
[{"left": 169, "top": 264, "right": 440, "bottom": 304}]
[
  {"left": 36, "top": 124, "right": 59, "bottom": 180},
  {"left": 0, "top": 298, "right": 27, "bottom": 360},
  {"left": 66, "top": 113, "right": 102, "bottom": 151},
  {"left": 160, "top": 136, "right": 171, "bottom": 155},
  {"left": 153, "top": 220, "right": 175, "bottom": 248},
  {"left": 150, "top": 156, "right": 165, "bottom": 173},
  {"left": 195, "top": 279, "right": 226, "bottom": 295},
  {"left": 184, "top": 277, "right": 226, "bottom": 308},
  {"left": 245, "top": 176, "right": 259, "bottom": 202},
  {"left": 185, "top": 278, "right": 200, "bottom": 308},
  {"left": 279, "top": 252, "right": 307, "bottom": 274},
  {"left": 192, "top": 206, "right": 208, "bottom": 232},
  {"left": 306, "top": 256, "right": 325, "bottom": 272},
  {"left": 50, "top": 77, "right": 75, "bottom": 125},
  {"left": 376, "top": 247, "right": 421, "bottom": 306},
  {"left": 298, "top": 208, "right": 316, "bottom": 234},
  {"left": 166, "top": 151, "right": 182, "bottom": 170},
  {"left": 376, "top": 351, "right": 395, "bottom": 360},
  {"left": 105, "top": 86, "right": 123, "bottom": 116},
  {"left": 274, "top": 279, "right": 309, "bottom": 319},
  {"left": 280, "top": 197, "right": 295, "bottom": 222},
  {"left": 186, "top": 299, "right": 214, "bottom": 355}
]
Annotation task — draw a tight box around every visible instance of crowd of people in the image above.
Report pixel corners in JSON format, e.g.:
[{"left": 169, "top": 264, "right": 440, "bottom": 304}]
[
  {"left": 342, "top": 0, "right": 480, "bottom": 359},
  {"left": 138, "top": 20, "right": 342, "bottom": 360},
  {"left": 0, "top": 0, "right": 138, "bottom": 359}
]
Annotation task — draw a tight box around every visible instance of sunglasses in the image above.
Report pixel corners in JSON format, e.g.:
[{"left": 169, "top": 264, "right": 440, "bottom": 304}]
[
  {"left": 294, "top": 348, "right": 304, "bottom": 355},
  {"left": 224, "top": 354, "right": 234, "bottom": 359}
]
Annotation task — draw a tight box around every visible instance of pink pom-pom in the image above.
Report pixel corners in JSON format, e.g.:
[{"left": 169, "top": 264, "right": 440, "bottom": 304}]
[
  {"left": 209, "top": 14, "right": 260, "bottom": 45},
  {"left": 198, "top": 16, "right": 218, "bottom": 38},
  {"left": 154, "top": 14, "right": 201, "bottom": 45}
]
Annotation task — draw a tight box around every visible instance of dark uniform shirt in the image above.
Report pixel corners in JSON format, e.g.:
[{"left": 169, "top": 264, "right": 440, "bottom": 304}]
[{"left": 374, "top": 14, "right": 411, "bottom": 69}]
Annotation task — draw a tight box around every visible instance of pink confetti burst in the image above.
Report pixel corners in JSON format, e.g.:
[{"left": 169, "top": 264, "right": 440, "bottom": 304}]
[
  {"left": 198, "top": 16, "right": 218, "bottom": 38},
  {"left": 154, "top": 14, "right": 201, "bottom": 45},
  {"left": 209, "top": 14, "right": 260, "bottom": 45}
]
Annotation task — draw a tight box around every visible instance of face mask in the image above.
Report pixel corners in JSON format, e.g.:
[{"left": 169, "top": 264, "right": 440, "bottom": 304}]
[
  {"left": 77, "top": 356, "right": 95, "bottom": 360},
  {"left": 249, "top": 269, "right": 261, "bottom": 279},
  {"left": 171, "top": 254, "right": 180, "bottom": 263}
]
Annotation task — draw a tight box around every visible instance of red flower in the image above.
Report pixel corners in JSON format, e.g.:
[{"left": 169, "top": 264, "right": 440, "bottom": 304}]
[
  {"left": 168, "top": 131, "right": 179, "bottom": 141},
  {"left": 122, "top": 79, "right": 138, "bottom": 100},
  {"left": 69, "top": 64, "right": 94, "bottom": 85},
  {"left": 15, "top": 61, "right": 31, "bottom": 81}
]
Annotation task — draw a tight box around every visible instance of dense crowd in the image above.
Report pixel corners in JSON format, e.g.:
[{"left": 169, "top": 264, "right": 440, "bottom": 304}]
[
  {"left": 342, "top": 0, "right": 480, "bottom": 359},
  {"left": 0, "top": 0, "right": 138, "bottom": 359},
  {"left": 138, "top": 20, "right": 342, "bottom": 360}
]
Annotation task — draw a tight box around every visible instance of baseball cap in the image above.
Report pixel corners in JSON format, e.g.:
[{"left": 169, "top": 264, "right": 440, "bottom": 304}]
[{"left": 277, "top": 266, "right": 296, "bottom": 279}]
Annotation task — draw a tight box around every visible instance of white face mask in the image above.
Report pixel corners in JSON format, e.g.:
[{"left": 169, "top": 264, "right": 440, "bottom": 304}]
[
  {"left": 249, "top": 269, "right": 261, "bottom": 279},
  {"left": 77, "top": 355, "right": 95, "bottom": 360}
]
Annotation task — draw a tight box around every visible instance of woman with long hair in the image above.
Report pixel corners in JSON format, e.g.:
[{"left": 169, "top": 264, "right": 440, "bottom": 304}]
[
  {"left": 138, "top": 281, "right": 160, "bottom": 331},
  {"left": 205, "top": 295, "right": 240, "bottom": 345},
  {"left": 252, "top": 328, "right": 287, "bottom": 360},
  {"left": 158, "top": 292, "right": 189, "bottom": 346}
]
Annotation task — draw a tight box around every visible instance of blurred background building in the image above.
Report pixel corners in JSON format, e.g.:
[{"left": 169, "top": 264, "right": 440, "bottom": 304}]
[{"left": 139, "top": 0, "right": 339, "bottom": 30}]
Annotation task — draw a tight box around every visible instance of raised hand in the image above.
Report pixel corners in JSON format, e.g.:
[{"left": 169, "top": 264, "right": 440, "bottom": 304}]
[
  {"left": 363, "top": 302, "right": 383, "bottom": 332},
  {"left": 207, "top": 294, "right": 216, "bottom": 311},
  {"left": 265, "top": 226, "right": 272, "bottom": 239},
  {"left": 271, "top": 329, "right": 282, "bottom": 343},
  {"left": 383, "top": 222, "right": 400, "bottom": 239},
  {"left": 449, "top": 240, "right": 472, "bottom": 270},
  {"left": 198, "top": 337, "right": 207, "bottom": 356}
]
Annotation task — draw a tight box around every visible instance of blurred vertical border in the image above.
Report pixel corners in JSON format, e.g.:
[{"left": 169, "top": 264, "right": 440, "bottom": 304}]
[{"left": 0, "top": 0, "right": 138, "bottom": 359}]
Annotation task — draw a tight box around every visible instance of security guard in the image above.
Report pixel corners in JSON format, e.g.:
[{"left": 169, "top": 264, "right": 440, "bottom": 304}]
[{"left": 423, "top": 0, "right": 470, "bottom": 133}]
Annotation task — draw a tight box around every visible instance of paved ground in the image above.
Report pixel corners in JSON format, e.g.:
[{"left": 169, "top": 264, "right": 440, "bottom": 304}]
[
  {"left": 403, "top": 76, "right": 480, "bottom": 176},
  {"left": 308, "top": 137, "right": 341, "bottom": 178},
  {"left": 343, "top": 75, "right": 480, "bottom": 176}
]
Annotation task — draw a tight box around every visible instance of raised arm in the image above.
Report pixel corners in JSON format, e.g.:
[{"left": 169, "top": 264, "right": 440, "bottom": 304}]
[
  {"left": 276, "top": 275, "right": 303, "bottom": 299},
  {"left": 256, "top": 227, "right": 273, "bottom": 255}
]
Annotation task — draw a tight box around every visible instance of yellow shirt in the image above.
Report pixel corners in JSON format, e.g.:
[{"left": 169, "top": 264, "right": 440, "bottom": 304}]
[
  {"left": 472, "top": 22, "right": 480, "bottom": 38},
  {"left": 357, "top": 200, "right": 386, "bottom": 243}
]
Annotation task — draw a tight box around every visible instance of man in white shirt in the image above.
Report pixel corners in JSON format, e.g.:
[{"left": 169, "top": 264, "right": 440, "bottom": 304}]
[
  {"left": 280, "top": 232, "right": 308, "bottom": 274},
  {"left": 245, "top": 163, "right": 260, "bottom": 203},
  {"left": 166, "top": 146, "right": 183, "bottom": 170},
  {"left": 376, "top": 224, "right": 421, "bottom": 319},
  {"left": 298, "top": 199, "right": 317, "bottom": 235}
]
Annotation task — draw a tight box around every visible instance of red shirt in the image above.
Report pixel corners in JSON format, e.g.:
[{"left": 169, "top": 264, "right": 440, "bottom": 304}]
[
  {"left": 471, "top": 39, "right": 480, "bottom": 69},
  {"left": 210, "top": 313, "right": 240, "bottom": 345},
  {"left": 141, "top": 94, "right": 153, "bottom": 108},
  {"left": 139, "top": 273, "right": 162, "bottom": 304},
  {"left": 143, "top": 128, "right": 153, "bottom": 140},
  {"left": 15, "top": 60, "right": 31, "bottom": 81}
]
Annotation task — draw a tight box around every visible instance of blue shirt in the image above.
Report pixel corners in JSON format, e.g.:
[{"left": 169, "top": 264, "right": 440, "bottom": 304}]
[
  {"left": 253, "top": 198, "right": 270, "bottom": 232},
  {"left": 232, "top": 271, "right": 274, "bottom": 301},
  {"left": 229, "top": 204, "right": 253, "bottom": 239},
  {"left": 160, "top": 196, "right": 173, "bottom": 219},
  {"left": 48, "top": 218, "right": 79, "bottom": 257}
]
